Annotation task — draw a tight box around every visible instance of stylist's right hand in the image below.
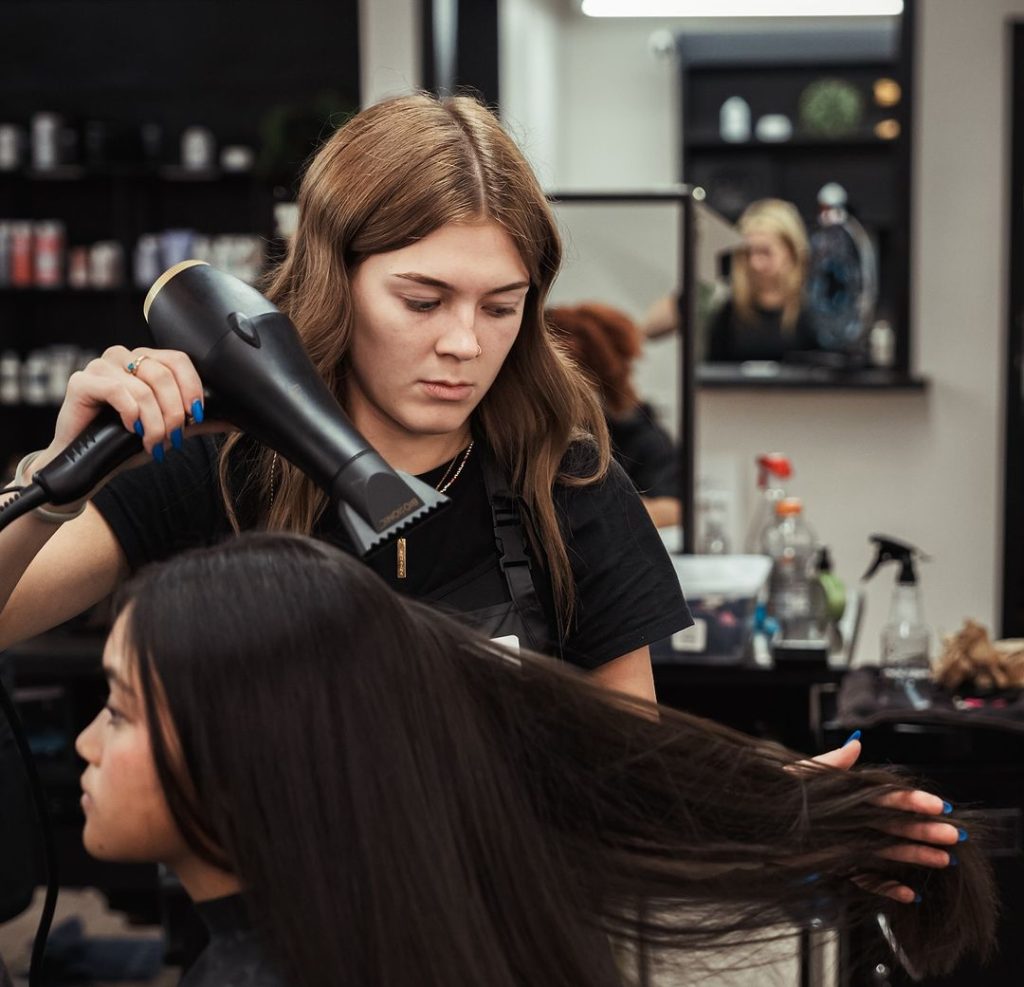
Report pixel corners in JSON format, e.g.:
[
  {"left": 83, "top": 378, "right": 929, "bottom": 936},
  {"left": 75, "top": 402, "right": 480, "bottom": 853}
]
[{"left": 42, "top": 345, "right": 215, "bottom": 474}]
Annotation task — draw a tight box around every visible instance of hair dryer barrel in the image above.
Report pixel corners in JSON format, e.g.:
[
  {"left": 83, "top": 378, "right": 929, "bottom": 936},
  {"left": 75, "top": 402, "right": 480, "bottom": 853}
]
[{"left": 144, "top": 262, "right": 448, "bottom": 553}]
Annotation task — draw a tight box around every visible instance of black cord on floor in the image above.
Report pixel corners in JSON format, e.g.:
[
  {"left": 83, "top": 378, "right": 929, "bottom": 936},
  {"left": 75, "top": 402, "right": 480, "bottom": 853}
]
[{"left": 0, "top": 680, "right": 59, "bottom": 987}]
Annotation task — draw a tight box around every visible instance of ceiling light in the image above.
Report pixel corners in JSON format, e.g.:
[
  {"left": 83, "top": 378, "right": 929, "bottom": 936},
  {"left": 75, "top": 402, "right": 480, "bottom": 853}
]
[{"left": 582, "top": 1, "right": 903, "bottom": 17}]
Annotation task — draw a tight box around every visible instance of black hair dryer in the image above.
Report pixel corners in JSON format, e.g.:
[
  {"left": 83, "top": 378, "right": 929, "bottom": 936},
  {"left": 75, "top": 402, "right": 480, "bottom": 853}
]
[
  {"left": 1, "top": 262, "right": 448, "bottom": 554},
  {"left": 143, "top": 261, "right": 449, "bottom": 553}
]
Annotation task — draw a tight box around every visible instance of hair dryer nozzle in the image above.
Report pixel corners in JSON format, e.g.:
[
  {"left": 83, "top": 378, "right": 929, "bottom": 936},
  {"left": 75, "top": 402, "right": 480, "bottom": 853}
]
[{"left": 337, "top": 469, "right": 449, "bottom": 556}]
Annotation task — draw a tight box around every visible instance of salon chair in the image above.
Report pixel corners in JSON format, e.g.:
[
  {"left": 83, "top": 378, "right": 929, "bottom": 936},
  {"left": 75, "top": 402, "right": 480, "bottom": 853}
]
[
  {"left": 816, "top": 688, "right": 1024, "bottom": 987},
  {"left": 5, "top": 634, "right": 165, "bottom": 932}
]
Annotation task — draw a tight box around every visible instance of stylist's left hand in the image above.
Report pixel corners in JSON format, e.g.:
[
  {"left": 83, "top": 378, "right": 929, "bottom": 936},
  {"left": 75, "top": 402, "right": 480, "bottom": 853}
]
[{"left": 806, "top": 735, "right": 961, "bottom": 904}]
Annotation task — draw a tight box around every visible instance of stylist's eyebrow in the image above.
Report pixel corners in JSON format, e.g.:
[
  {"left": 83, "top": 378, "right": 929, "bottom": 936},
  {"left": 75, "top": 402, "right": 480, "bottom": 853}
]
[
  {"left": 103, "top": 666, "right": 136, "bottom": 697},
  {"left": 393, "top": 273, "right": 530, "bottom": 294}
]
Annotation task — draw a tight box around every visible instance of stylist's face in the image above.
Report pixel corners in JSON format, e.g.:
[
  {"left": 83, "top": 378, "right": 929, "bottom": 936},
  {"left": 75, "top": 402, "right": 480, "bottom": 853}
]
[
  {"left": 75, "top": 615, "right": 186, "bottom": 863},
  {"left": 347, "top": 219, "right": 530, "bottom": 447},
  {"left": 744, "top": 230, "right": 794, "bottom": 289}
]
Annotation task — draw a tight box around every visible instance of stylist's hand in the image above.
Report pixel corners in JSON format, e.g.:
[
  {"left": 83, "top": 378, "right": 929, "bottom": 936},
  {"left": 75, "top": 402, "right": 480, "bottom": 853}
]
[
  {"left": 40, "top": 345, "right": 228, "bottom": 475},
  {"left": 805, "top": 735, "right": 961, "bottom": 904}
]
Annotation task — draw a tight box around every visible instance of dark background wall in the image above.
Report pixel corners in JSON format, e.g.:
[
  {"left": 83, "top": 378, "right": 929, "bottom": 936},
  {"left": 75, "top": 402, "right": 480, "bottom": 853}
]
[
  {"left": 0, "top": 0, "right": 360, "bottom": 472},
  {"left": 0, "top": 0, "right": 360, "bottom": 152}
]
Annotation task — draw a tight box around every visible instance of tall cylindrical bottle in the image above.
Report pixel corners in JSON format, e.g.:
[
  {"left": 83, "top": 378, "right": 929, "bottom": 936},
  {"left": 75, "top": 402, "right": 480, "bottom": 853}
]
[
  {"left": 762, "top": 497, "right": 819, "bottom": 641},
  {"left": 861, "top": 535, "right": 932, "bottom": 682},
  {"left": 881, "top": 583, "right": 930, "bottom": 680},
  {"left": 745, "top": 453, "right": 792, "bottom": 553}
]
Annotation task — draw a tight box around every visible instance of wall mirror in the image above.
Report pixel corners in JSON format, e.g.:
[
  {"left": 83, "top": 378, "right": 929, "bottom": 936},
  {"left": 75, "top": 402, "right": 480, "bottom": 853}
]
[{"left": 675, "top": 5, "right": 913, "bottom": 379}]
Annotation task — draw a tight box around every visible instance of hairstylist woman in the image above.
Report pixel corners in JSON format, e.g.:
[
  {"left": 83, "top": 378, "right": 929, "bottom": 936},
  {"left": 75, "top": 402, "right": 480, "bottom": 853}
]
[{"left": 0, "top": 93, "right": 691, "bottom": 700}]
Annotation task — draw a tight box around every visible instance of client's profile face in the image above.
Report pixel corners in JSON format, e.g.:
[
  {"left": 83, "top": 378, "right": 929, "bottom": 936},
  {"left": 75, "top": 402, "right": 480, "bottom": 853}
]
[{"left": 75, "top": 614, "right": 186, "bottom": 863}]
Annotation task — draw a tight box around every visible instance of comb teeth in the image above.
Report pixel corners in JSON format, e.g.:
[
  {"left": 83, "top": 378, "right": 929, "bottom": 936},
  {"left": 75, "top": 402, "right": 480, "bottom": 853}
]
[
  {"left": 363, "top": 497, "right": 448, "bottom": 553},
  {"left": 337, "top": 470, "right": 450, "bottom": 558}
]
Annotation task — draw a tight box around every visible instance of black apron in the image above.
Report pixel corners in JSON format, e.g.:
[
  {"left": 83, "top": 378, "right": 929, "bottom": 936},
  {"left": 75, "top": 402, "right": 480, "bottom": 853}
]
[{"left": 422, "top": 447, "right": 561, "bottom": 660}]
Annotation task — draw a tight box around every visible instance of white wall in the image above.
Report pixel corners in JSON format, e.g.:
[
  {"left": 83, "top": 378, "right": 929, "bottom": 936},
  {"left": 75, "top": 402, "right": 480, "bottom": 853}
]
[
  {"left": 503, "top": 1, "right": 1020, "bottom": 662},
  {"left": 358, "top": 0, "right": 421, "bottom": 106},
  {"left": 498, "top": 0, "right": 563, "bottom": 187},
  {"left": 556, "top": 17, "right": 682, "bottom": 190}
]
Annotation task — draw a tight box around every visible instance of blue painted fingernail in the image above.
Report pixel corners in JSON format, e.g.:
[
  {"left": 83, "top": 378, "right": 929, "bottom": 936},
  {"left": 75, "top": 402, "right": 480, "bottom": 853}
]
[
  {"left": 943, "top": 801, "right": 954, "bottom": 815},
  {"left": 948, "top": 852, "right": 958, "bottom": 867},
  {"left": 844, "top": 730, "right": 861, "bottom": 746},
  {"left": 913, "top": 892, "right": 922, "bottom": 904},
  {"left": 133, "top": 419, "right": 144, "bottom": 437},
  {"left": 191, "top": 399, "right": 204, "bottom": 424},
  {"left": 153, "top": 444, "right": 165, "bottom": 464},
  {"left": 958, "top": 828, "right": 968, "bottom": 843},
  {"left": 171, "top": 428, "right": 183, "bottom": 450}
]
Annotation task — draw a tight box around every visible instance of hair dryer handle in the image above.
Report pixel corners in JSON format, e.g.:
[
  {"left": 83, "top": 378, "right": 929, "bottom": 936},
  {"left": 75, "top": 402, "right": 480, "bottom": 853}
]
[{"left": 31, "top": 409, "right": 143, "bottom": 506}]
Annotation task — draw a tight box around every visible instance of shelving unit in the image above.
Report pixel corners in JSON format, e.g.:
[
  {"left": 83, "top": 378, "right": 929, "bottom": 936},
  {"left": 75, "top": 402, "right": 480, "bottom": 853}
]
[
  {"left": 698, "top": 364, "right": 928, "bottom": 391},
  {"left": 0, "top": 0, "right": 360, "bottom": 474},
  {"left": 0, "top": 166, "right": 277, "bottom": 469},
  {"left": 677, "top": 7, "right": 915, "bottom": 376}
]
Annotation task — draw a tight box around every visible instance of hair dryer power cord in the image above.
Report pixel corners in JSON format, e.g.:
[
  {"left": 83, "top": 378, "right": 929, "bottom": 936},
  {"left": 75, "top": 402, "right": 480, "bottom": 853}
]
[{"left": 0, "top": 485, "right": 50, "bottom": 533}]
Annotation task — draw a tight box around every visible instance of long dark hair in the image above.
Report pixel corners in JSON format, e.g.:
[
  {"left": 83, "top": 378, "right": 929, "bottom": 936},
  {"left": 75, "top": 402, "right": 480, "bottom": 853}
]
[{"left": 116, "top": 534, "right": 995, "bottom": 987}]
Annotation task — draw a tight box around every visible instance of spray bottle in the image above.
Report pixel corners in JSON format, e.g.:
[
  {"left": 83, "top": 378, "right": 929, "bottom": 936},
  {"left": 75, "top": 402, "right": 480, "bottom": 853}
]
[
  {"left": 862, "top": 535, "right": 932, "bottom": 682},
  {"left": 745, "top": 453, "right": 792, "bottom": 553}
]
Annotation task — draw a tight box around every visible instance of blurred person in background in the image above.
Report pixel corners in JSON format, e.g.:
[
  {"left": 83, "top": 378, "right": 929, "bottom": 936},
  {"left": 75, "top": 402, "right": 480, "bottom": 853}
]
[
  {"left": 705, "top": 197, "right": 820, "bottom": 363},
  {"left": 642, "top": 198, "right": 820, "bottom": 364},
  {"left": 547, "top": 303, "right": 680, "bottom": 528}
]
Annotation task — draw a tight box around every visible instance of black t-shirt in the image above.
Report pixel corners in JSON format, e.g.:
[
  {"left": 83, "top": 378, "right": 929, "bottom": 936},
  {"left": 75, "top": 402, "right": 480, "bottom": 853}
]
[
  {"left": 606, "top": 403, "right": 678, "bottom": 499},
  {"left": 706, "top": 299, "right": 820, "bottom": 363},
  {"left": 92, "top": 436, "right": 691, "bottom": 670}
]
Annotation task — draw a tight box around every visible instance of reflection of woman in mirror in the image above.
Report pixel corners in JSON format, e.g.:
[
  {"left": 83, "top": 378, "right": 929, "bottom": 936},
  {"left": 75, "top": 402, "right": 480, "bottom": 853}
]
[
  {"left": 546, "top": 303, "right": 680, "bottom": 528},
  {"left": 706, "top": 198, "right": 820, "bottom": 363}
]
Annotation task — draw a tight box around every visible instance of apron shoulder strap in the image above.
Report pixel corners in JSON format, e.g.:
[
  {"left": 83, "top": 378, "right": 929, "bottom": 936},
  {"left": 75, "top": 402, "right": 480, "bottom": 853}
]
[{"left": 478, "top": 445, "right": 563, "bottom": 660}]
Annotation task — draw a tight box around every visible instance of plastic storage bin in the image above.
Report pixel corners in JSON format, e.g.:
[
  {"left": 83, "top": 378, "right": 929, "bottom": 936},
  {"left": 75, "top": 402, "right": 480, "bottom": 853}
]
[{"left": 661, "top": 554, "right": 773, "bottom": 663}]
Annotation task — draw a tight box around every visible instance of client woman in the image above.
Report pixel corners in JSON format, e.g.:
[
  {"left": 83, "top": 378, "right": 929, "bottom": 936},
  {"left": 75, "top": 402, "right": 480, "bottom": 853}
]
[{"left": 77, "top": 534, "right": 994, "bottom": 987}]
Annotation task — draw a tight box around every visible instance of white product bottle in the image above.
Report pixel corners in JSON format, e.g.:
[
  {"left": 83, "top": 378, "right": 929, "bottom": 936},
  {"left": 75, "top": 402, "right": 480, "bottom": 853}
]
[{"left": 720, "top": 97, "right": 751, "bottom": 143}]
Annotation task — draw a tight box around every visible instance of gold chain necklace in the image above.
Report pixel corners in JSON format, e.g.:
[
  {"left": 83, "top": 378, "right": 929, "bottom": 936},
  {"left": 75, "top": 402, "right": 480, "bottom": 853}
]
[{"left": 397, "top": 440, "right": 473, "bottom": 579}]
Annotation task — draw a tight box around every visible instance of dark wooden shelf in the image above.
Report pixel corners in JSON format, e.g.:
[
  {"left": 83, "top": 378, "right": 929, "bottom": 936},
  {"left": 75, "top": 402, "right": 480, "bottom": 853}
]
[
  {"left": 698, "top": 364, "right": 928, "bottom": 391},
  {"left": 0, "top": 165, "right": 258, "bottom": 183},
  {"left": 686, "top": 134, "right": 899, "bottom": 152},
  {"left": 0, "top": 286, "right": 142, "bottom": 296}
]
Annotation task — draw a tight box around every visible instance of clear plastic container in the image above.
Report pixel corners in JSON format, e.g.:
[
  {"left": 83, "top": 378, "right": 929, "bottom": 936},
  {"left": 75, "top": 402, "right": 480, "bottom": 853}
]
[
  {"left": 761, "top": 498, "right": 821, "bottom": 641},
  {"left": 698, "top": 495, "right": 730, "bottom": 555},
  {"left": 664, "top": 554, "right": 773, "bottom": 662}
]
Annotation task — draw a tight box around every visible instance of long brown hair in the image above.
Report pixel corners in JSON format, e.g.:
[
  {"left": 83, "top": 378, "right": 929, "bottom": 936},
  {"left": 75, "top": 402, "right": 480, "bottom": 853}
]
[
  {"left": 731, "top": 198, "right": 809, "bottom": 332},
  {"left": 219, "top": 93, "right": 609, "bottom": 623},
  {"left": 119, "top": 533, "right": 996, "bottom": 987}
]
